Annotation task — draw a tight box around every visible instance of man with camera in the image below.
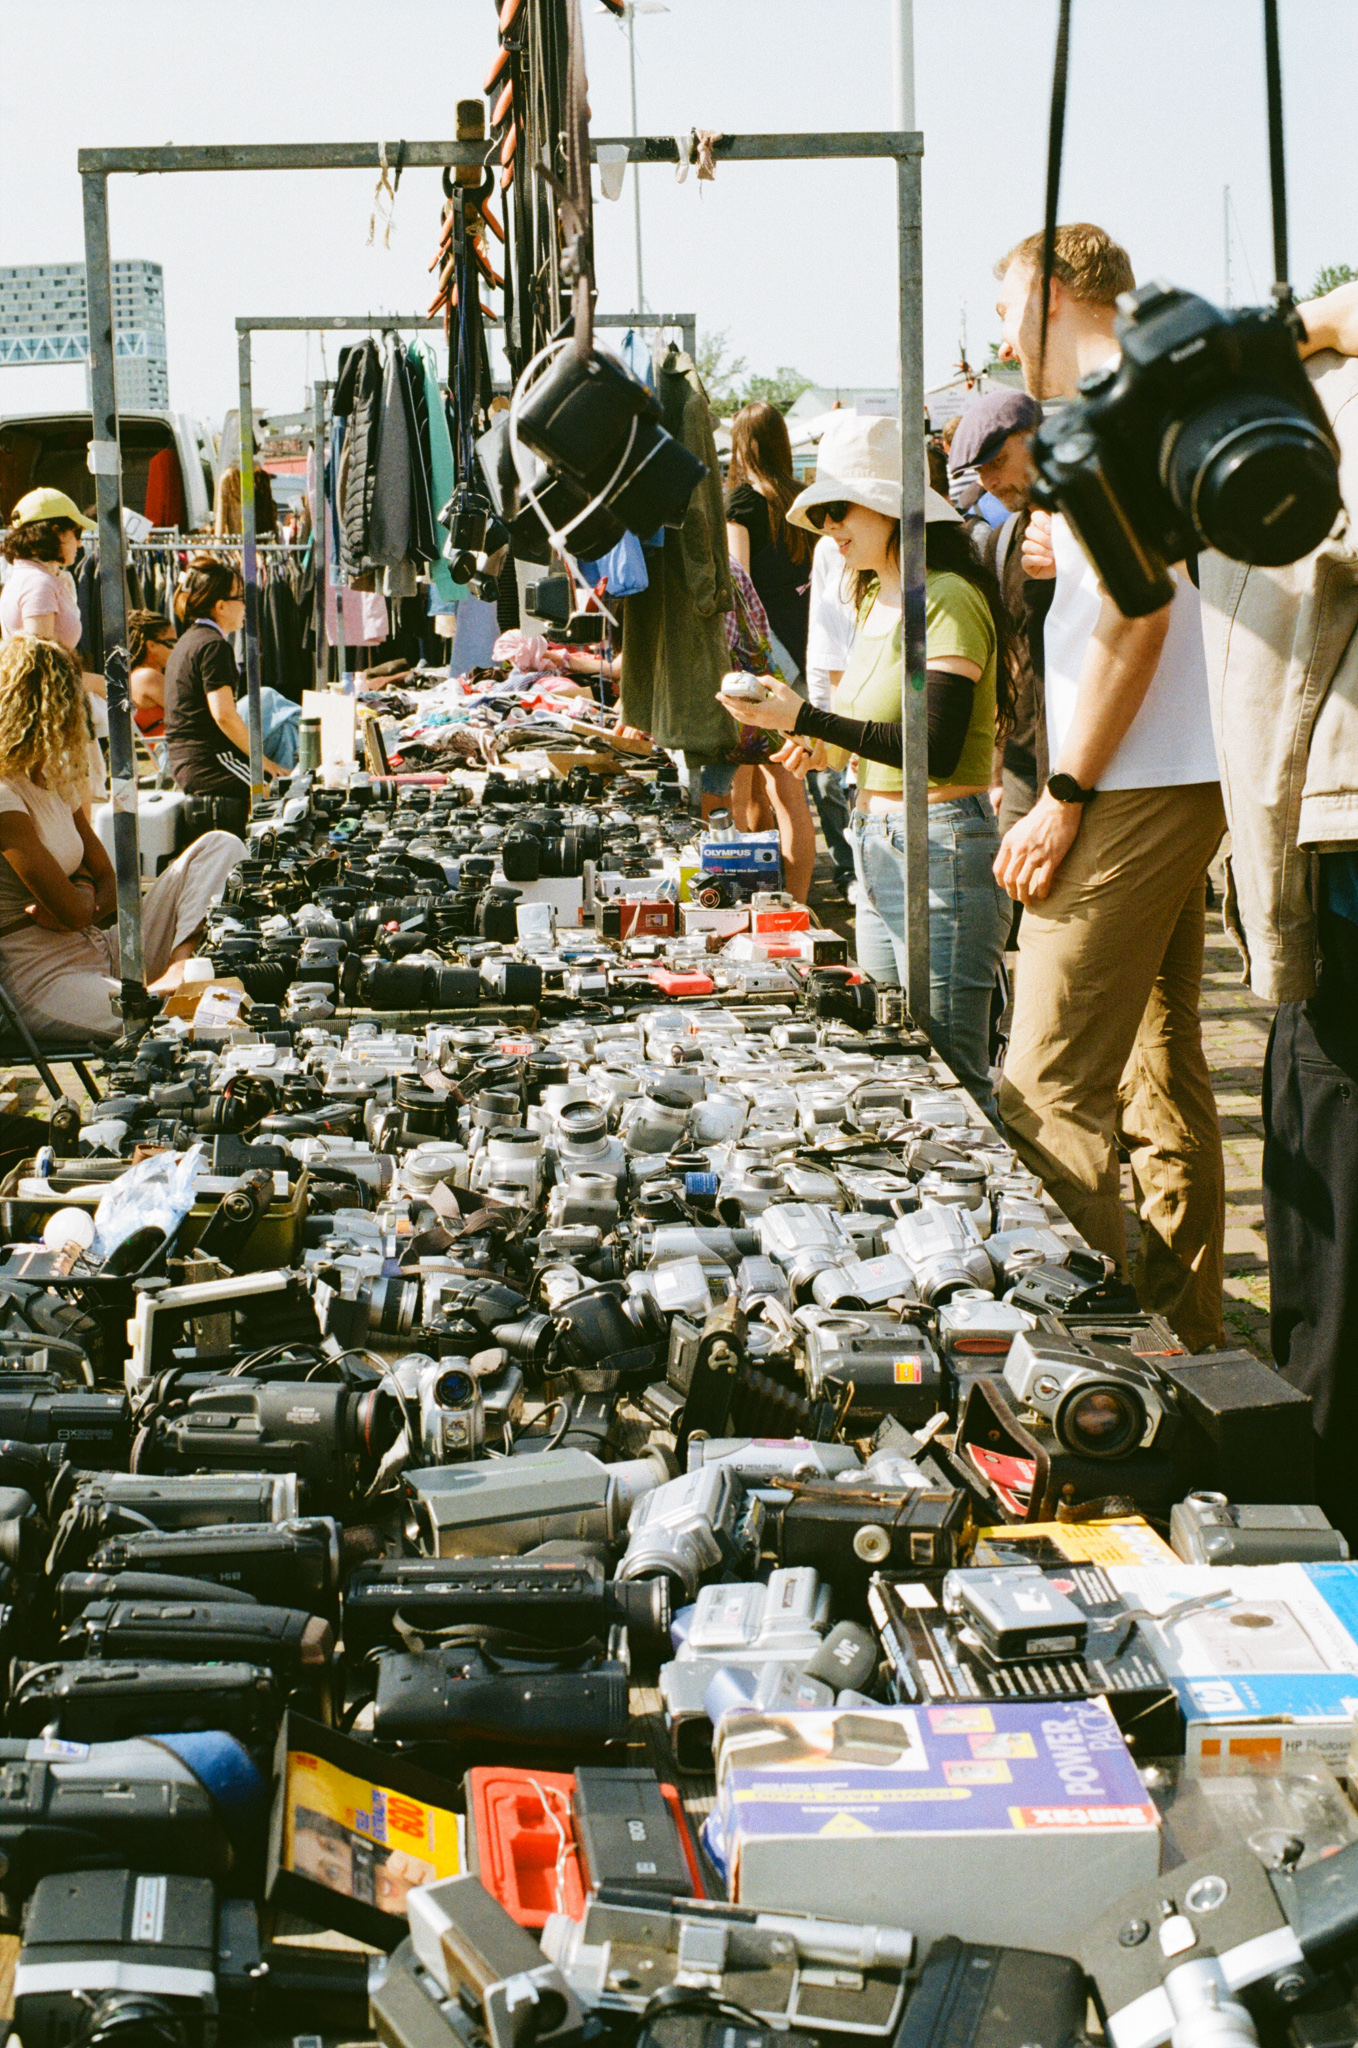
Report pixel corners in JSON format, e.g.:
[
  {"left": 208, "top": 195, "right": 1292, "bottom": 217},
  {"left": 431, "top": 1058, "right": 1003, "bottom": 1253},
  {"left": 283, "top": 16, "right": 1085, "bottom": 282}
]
[
  {"left": 990, "top": 224, "right": 1226, "bottom": 1353},
  {"left": 1198, "top": 276, "right": 1358, "bottom": 1540}
]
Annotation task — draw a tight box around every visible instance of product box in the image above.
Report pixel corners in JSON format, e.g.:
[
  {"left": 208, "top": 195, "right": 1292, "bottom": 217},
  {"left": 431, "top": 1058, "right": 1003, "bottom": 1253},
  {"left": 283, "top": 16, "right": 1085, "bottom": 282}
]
[
  {"left": 972, "top": 1518, "right": 1180, "bottom": 1569},
  {"left": 492, "top": 869, "right": 585, "bottom": 918},
  {"left": 710, "top": 1699, "right": 1158, "bottom": 1952},
  {"left": 680, "top": 904, "right": 750, "bottom": 938},
  {"left": 699, "top": 831, "right": 782, "bottom": 880},
  {"left": 750, "top": 903, "right": 810, "bottom": 936},
  {"left": 1104, "top": 1561, "right": 1358, "bottom": 1771},
  {"left": 870, "top": 1564, "right": 1180, "bottom": 1749},
  {"left": 267, "top": 1712, "right": 464, "bottom": 1950},
  {"left": 598, "top": 898, "right": 675, "bottom": 939}
]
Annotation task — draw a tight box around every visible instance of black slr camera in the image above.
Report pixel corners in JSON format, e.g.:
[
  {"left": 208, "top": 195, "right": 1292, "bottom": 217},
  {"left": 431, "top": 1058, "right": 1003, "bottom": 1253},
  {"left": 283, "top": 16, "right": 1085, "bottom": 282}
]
[{"left": 1032, "top": 281, "right": 1341, "bottom": 617}]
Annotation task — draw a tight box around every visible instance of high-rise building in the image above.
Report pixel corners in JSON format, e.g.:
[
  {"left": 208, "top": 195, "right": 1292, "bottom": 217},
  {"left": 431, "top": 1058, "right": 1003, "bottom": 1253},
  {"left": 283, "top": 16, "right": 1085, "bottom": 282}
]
[{"left": 0, "top": 260, "right": 169, "bottom": 410}]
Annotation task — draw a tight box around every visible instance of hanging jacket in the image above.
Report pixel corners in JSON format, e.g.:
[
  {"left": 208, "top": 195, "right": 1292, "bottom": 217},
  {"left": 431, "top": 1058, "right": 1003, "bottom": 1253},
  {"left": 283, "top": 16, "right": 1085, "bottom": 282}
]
[
  {"left": 619, "top": 345, "right": 734, "bottom": 756},
  {"left": 410, "top": 340, "right": 460, "bottom": 607},
  {"left": 399, "top": 347, "right": 439, "bottom": 567},
  {"left": 333, "top": 340, "right": 384, "bottom": 576}
]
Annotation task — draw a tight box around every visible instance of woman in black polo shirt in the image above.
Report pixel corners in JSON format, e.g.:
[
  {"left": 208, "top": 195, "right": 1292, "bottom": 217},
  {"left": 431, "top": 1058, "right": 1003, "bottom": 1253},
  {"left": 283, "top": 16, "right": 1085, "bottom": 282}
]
[{"left": 164, "top": 555, "right": 284, "bottom": 831}]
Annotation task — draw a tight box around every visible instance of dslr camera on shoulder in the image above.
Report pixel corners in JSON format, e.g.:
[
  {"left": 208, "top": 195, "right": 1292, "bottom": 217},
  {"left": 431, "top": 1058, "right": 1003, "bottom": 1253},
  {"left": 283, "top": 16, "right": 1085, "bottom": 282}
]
[{"left": 1033, "top": 281, "right": 1341, "bottom": 618}]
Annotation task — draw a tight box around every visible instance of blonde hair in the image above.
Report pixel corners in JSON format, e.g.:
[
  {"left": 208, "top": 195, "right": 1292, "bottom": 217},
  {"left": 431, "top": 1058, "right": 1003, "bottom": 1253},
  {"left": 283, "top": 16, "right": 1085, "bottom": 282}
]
[
  {"left": 0, "top": 637, "right": 93, "bottom": 804},
  {"left": 994, "top": 223, "right": 1135, "bottom": 308}
]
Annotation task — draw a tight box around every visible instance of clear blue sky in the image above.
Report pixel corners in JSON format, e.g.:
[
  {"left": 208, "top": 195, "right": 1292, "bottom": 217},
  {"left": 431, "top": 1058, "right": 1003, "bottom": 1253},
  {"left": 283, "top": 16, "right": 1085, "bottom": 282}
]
[{"left": 0, "top": 0, "right": 1354, "bottom": 428}]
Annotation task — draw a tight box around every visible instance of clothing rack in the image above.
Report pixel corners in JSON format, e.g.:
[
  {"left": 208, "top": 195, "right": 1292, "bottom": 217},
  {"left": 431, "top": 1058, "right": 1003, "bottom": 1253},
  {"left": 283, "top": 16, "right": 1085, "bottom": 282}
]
[{"left": 81, "top": 135, "right": 925, "bottom": 1029}]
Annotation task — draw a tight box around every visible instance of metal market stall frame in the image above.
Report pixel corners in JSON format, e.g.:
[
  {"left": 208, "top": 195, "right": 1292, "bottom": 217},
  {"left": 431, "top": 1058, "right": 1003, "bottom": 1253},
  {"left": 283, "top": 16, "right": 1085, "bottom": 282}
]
[
  {"left": 79, "top": 134, "right": 926, "bottom": 1030},
  {"left": 233, "top": 309, "right": 700, "bottom": 784}
]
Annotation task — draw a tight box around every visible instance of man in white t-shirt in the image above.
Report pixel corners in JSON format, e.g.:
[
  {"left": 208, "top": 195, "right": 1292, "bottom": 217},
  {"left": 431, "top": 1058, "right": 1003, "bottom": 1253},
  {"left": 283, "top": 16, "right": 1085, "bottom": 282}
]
[{"left": 990, "top": 223, "right": 1227, "bottom": 1352}]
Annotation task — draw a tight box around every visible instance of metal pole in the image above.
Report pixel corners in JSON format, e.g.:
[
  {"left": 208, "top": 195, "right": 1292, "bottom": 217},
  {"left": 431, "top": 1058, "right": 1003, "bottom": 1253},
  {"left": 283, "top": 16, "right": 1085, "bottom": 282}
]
[
  {"left": 627, "top": 10, "right": 645, "bottom": 311},
  {"left": 81, "top": 169, "right": 146, "bottom": 1006},
  {"left": 681, "top": 318, "right": 696, "bottom": 362},
  {"left": 311, "top": 382, "right": 328, "bottom": 690},
  {"left": 236, "top": 330, "right": 265, "bottom": 802},
  {"left": 1223, "top": 184, "right": 1232, "bottom": 306},
  {"left": 892, "top": 0, "right": 916, "bottom": 128},
  {"left": 897, "top": 147, "right": 929, "bottom": 1033}
]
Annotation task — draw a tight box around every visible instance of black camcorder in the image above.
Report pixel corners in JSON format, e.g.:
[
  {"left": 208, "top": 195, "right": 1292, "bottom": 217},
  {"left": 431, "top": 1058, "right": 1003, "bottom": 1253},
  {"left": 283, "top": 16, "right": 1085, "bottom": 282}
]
[{"left": 1033, "top": 281, "right": 1341, "bottom": 617}]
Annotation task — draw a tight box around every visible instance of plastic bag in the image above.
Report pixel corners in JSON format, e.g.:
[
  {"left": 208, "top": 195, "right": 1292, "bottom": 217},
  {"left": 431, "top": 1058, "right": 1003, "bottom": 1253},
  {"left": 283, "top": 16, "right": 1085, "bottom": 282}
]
[{"left": 91, "top": 1144, "right": 205, "bottom": 1261}]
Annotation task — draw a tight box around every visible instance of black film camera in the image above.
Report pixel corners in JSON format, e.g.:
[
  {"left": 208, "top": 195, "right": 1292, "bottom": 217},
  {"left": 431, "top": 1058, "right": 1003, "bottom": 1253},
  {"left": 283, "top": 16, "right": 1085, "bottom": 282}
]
[{"left": 1033, "top": 282, "right": 1341, "bottom": 617}]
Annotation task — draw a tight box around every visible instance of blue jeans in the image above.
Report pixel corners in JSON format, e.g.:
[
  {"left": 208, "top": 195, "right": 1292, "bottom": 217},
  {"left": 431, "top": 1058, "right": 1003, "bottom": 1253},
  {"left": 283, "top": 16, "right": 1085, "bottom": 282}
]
[
  {"left": 240, "top": 687, "right": 300, "bottom": 771},
  {"left": 851, "top": 795, "right": 1010, "bottom": 1121},
  {"left": 808, "top": 767, "right": 854, "bottom": 885}
]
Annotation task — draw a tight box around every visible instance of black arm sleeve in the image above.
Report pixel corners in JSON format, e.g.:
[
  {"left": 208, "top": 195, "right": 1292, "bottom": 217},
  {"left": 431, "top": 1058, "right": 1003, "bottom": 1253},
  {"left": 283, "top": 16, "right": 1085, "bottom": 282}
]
[{"left": 794, "top": 669, "right": 976, "bottom": 779}]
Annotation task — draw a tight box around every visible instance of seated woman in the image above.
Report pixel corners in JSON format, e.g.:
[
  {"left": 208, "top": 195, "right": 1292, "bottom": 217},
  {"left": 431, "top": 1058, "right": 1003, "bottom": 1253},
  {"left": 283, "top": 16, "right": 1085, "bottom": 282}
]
[
  {"left": 163, "top": 555, "right": 285, "bottom": 833},
  {"left": 0, "top": 636, "right": 245, "bottom": 1041},
  {"left": 127, "top": 609, "right": 176, "bottom": 740}
]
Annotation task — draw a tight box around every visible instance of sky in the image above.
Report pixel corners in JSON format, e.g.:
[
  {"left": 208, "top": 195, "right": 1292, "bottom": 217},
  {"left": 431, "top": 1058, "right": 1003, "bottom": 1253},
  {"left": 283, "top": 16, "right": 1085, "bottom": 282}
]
[{"left": 1, "top": 0, "right": 1356, "bottom": 430}]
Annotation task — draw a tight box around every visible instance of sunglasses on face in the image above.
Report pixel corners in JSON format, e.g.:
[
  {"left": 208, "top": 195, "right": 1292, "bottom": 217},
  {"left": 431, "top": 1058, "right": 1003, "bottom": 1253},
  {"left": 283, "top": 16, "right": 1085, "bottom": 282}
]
[{"left": 807, "top": 499, "right": 850, "bottom": 531}]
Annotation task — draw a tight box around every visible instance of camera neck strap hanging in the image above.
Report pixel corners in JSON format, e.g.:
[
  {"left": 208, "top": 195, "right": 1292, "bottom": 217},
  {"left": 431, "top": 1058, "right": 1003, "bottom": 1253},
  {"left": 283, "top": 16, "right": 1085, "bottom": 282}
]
[{"left": 1036, "top": 0, "right": 1294, "bottom": 382}]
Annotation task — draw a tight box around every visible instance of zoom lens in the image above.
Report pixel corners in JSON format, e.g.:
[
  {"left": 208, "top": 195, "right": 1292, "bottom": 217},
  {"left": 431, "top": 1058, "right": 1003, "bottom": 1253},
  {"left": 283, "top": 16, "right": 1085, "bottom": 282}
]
[{"left": 1056, "top": 1381, "right": 1145, "bottom": 1460}]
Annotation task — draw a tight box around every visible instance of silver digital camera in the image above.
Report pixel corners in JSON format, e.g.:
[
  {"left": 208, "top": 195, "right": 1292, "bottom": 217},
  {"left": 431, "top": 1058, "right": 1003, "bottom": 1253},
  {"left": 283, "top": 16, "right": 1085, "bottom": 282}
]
[{"left": 1170, "top": 1492, "right": 1349, "bottom": 1566}]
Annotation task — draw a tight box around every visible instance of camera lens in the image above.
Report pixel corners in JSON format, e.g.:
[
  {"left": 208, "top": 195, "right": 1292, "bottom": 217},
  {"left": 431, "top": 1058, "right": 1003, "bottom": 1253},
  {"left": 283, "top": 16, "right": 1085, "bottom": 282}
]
[
  {"left": 1057, "top": 1380, "right": 1145, "bottom": 1460},
  {"left": 433, "top": 1367, "right": 477, "bottom": 1408},
  {"left": 350, "top": 1384, "right": 404, "bottom": 1461},
  {"left": 1169, "top": 392, "right": 1342, "bottom": 567}
]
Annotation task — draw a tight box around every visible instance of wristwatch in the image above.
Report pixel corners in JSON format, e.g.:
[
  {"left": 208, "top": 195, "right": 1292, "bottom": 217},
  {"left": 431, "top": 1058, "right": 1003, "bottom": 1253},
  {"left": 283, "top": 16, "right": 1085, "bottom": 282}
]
[{"left": 1047, "top": 772, "right": 1097, "bottom": 805}]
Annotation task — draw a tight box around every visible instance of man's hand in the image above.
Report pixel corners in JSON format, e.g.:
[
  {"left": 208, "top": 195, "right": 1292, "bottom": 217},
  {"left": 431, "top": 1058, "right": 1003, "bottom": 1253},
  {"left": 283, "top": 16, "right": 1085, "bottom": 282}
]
[
  {"left": 611, "top": 719, "right": 649, "bottom": 744},
  {"left": 993, "top": 789, "right": 1083, "bottom": 904},
  {"left": 24, "top": 900, "right": 65, "bottom": 931},
  {"left": 1021, "top": 508, "right": 1056, "bottom": 580}
]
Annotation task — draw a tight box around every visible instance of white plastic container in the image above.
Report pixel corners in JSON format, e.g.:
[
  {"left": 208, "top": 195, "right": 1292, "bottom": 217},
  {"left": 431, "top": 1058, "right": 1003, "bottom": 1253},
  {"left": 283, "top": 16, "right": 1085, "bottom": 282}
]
[{"left": 93, "top": 789, "right": 186, "bottom": 878}]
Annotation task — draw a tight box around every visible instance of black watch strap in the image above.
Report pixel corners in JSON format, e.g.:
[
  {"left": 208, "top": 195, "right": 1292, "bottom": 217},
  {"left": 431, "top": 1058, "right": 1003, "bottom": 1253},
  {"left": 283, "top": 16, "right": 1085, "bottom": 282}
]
[{"left": 1047, "top": 772, "right": 1097, "bottom": 805}]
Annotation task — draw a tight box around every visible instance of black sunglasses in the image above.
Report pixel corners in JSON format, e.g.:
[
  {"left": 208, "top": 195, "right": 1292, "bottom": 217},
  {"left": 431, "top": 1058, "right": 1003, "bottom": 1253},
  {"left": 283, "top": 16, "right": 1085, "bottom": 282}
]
[{"left": 807, "top": 499, "right": 850, "bottom": 531}]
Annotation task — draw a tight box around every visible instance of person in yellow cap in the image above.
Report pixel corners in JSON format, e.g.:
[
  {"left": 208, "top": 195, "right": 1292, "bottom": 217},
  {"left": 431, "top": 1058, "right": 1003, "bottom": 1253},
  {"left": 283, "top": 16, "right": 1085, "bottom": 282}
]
[
  {"left": 1, "top": 489, "right": 110, "bottom": 796},
  {"left": 0, "top": 490, "right": 96, "bottom": 654}
]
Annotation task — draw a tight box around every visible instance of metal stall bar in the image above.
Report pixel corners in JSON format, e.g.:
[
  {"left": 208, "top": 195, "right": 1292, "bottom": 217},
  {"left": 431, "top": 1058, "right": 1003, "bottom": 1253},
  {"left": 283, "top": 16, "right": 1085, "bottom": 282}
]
[
  {"left": 80, "top": 167, "right": 146, "bottom": 1020},
  {"left": 595, "top": 311, "right": 697, "bottom": 362},
  {"left": 896, "top": 155, "right": 928, "bottom": 1025},
  {"left": 82, "top": 132, "right": 924, "bottom": 1022},
  {"left": 236, "top": 329, "right": 266, "bottom": 802},
  {"left": 311, "top": 382, "right": 327, "bottom": 691}
]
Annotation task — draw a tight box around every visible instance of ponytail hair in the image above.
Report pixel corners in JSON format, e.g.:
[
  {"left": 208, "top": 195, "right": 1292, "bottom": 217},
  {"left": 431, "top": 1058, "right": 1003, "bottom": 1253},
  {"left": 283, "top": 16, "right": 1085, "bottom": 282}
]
[{"left": 174, "top": 553, "right": 242, "bottom": 628}]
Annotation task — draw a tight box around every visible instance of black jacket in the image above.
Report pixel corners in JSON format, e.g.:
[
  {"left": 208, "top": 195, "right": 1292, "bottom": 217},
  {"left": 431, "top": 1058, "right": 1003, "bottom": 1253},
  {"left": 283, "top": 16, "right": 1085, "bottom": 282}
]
[{"left": 333, "top": 340, "right": 384, "bottom": 577}]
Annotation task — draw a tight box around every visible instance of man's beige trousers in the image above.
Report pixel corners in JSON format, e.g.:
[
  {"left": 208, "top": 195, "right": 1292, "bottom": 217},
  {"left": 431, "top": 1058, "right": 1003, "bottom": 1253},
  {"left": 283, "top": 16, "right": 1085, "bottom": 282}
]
[{"left": 998, "top": 782, "right": 1228, "bottom": 1352}]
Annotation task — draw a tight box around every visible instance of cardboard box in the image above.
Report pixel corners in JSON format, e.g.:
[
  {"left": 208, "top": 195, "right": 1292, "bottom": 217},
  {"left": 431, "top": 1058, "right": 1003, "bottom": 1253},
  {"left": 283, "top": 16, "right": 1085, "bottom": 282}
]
[
  {"left": 972, "top": 1518, "right": 1180, "bottom": 1569},
  {"left": 750, "top": 904, "right": 810, "bottom": 935},
  {"left": 1105, "top": 1561, "right": 1358, "bottom": 1771},
  {"left": 711, "top": 1699, "right": 1158, "bottom": 1952},
  {"left": 680, "top": 905, "right": 749, "bottom": 938},
  {"left": 267, "top": 1712, "right": 464, "bottom": 1950}
]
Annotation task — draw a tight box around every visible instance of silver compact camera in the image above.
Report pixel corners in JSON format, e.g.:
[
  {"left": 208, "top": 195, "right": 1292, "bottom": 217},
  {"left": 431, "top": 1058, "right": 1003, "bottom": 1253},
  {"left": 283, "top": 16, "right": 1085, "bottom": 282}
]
[
  {"left": 721, "top": 671, "right": 771, "bottom": 703},
  {"left": 1002, "top": 1332, "right": 1173, "bottom": 1459},
  {"left": 1170, "top": 1491, "right": 1349, "bottom": 1565}
]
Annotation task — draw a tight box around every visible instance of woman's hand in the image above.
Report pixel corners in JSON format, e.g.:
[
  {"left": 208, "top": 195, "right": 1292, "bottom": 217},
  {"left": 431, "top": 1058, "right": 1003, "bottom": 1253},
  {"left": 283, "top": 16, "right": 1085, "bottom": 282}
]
[
  {"left": 716, "top": 673, "right": 803, "bottom": 733},
  {"left": 772, "top": 736, "right": 824, "bottom": 782}
]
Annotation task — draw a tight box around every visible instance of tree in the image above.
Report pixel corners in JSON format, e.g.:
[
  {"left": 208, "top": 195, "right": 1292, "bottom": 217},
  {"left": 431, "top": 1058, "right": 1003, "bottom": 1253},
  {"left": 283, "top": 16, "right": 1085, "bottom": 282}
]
[
  {"left": 1311, "top": 262, "right": 1358, "bottom": 299},
  {"left": 695, "top": 327, "right": 747, "bottom": 413},
  {"left": 741, "top": 367, "right": 814, "bottom": 416}
]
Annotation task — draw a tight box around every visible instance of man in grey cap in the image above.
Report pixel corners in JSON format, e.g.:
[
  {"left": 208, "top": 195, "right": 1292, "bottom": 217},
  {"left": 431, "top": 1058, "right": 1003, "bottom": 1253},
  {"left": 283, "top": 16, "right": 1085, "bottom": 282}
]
[{"left": 948, "top": 391, "right": 1050, "bottom": 841}]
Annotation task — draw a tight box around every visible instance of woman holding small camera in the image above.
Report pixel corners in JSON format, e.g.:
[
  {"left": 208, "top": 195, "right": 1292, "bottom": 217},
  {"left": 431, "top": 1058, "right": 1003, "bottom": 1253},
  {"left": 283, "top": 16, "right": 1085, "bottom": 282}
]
[
  {"left": 720, "top": 413, "right": 1015, "bottom": 1119},
  {"left": 0, "top": 636, "right": 244, "bottom": 1040}
]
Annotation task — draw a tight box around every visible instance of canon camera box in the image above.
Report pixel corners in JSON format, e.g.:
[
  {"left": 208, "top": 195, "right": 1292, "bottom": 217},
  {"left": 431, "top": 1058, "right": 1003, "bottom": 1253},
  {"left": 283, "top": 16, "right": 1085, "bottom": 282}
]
[{"left": 710, "top": 1699, "right": 1158, "bottom": 1952}]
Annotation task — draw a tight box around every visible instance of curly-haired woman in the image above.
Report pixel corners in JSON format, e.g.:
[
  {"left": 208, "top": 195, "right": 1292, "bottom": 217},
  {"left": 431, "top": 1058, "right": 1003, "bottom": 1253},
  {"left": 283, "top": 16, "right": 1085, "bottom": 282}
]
[{"left": 0, "top": 637, "right": 245, "bottom": 1040}]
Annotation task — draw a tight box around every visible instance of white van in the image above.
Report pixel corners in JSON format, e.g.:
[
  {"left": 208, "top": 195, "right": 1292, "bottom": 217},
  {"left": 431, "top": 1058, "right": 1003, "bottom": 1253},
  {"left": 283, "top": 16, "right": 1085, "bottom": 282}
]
[{"left": 0, "top": 408, "right": 214, "bottom": 533}]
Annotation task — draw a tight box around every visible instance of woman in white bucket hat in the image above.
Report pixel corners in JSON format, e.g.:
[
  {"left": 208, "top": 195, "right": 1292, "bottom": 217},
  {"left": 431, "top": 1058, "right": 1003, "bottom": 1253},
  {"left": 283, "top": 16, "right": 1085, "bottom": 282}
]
[{"left": 720, "top": 412, "right": 1017, "bottom": 1119}]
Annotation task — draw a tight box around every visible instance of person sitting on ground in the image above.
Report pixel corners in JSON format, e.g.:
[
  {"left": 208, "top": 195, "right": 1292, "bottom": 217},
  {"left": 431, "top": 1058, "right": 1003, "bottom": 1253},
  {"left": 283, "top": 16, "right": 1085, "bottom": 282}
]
[
  {"left": 127, "top": 610, "right": 176, "bottom": 740},
  {"left": 0, "top": 636, "right": 245, "bottom": 1041},
  {"left": 163, "top": 555, "right": 285, "bottom": 829}
]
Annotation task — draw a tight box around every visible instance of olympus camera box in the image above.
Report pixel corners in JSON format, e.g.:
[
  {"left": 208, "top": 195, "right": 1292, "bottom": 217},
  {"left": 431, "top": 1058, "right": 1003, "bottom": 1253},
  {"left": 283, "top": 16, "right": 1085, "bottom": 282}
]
[
  {"left": 1103, "top": 1561, "right": 1358, "bottom": 1771},
  {"left": 710, "top": 1699, "right": 1158, "bottom": 1952}
]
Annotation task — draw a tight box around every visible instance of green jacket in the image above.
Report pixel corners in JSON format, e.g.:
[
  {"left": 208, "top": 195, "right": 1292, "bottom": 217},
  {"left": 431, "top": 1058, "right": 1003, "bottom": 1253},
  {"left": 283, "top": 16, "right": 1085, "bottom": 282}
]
[{"left": 619, "top": 346, "right": 736, "bottom": 758}]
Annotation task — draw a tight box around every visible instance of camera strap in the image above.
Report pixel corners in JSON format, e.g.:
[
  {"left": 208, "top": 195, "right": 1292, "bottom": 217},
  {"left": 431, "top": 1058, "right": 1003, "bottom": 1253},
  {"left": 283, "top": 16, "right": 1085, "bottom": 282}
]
[{"left": 1035, "top": 0, "right": 1073, "bottom": 395}]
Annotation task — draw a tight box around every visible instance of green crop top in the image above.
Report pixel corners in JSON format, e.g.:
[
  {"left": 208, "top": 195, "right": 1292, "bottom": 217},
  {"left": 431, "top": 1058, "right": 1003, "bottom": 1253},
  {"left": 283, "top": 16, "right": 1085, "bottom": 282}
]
[{"left": 824, "top": 570, "right": 998, "bottom": 795}]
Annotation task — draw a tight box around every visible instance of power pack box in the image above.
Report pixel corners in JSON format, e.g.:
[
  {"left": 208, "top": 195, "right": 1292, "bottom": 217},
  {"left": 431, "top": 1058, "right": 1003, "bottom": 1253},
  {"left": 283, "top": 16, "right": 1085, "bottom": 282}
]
[
  {"left": 710, "top": 1699, "right": 1157, "bottom": 1952},
  {"left": 870, "top": 1564, "right": 1180, "bottom": 1750},
  {"left": 1104, "top": 1561, "right": 1358, "bottom": 1771}
]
